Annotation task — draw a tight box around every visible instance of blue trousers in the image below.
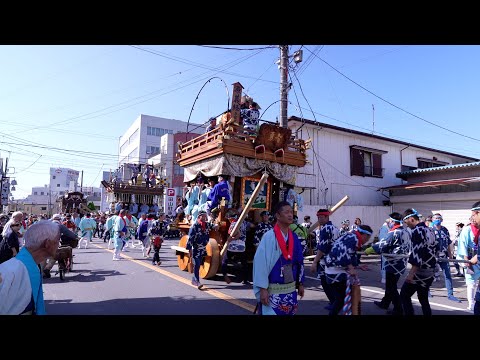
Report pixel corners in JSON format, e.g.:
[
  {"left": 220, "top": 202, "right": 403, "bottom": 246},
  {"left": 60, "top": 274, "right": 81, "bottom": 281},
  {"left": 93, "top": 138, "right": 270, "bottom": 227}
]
[{"left": 438, "top": 260, "right": 454, "bottom": 296}]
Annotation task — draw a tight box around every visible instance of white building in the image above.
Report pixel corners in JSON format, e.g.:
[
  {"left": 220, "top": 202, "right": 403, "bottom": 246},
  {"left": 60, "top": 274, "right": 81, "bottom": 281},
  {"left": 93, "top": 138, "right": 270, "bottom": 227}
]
[
  {"left": 50, "top": 167, "right": 80, "bottom": 194},
  {"left": 118, "top": 114, "right": 201, "bottom": 167},
  {"left": 289, "top": 117, "right": 478, "bottom": 235},
  {"left": 23, "top": 185, "right": 50, "bottom": 215}
]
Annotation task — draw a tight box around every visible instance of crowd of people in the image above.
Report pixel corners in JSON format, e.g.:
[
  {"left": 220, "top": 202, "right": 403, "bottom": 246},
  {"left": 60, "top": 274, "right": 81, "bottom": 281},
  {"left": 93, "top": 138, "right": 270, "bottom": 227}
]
[{"left": 2, "top": 197, "right": 479, "bottom": 316}]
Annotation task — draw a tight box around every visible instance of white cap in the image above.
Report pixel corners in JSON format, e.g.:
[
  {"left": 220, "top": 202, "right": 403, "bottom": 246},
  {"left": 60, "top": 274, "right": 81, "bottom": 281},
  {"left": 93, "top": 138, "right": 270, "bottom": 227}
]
[{"left": 51, "top": 214, "right": 61, "bottom": 220}]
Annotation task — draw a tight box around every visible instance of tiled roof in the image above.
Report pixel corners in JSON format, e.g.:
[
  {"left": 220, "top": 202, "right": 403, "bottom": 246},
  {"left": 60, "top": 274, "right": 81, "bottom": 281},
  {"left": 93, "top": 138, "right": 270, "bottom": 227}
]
[
  {"left": 383, "top": 176, "right": 480, "bottom": 190},
  {"left": 396, "top": 161, "right": 480, "bottom": 176}
]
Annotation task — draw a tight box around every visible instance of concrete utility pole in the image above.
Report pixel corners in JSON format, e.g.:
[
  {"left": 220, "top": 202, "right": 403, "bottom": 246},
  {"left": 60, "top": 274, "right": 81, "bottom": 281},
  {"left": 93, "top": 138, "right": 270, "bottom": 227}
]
[{"left": 279, "top": 45, "right": 289, "bottom": 128}]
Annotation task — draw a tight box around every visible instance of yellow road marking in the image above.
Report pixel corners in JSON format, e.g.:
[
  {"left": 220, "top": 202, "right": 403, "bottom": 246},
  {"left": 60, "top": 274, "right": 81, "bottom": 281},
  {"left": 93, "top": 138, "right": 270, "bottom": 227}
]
[{"left": 92, "top": 244, "right": 255, "bottom": 313}]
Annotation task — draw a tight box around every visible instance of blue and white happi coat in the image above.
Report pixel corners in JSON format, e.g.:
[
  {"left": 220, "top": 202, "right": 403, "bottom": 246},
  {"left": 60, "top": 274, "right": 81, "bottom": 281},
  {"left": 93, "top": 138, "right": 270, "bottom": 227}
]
[
  {"left": 227, "top": 220, "right": 250, "bottom": 252},
  {"left": 408, "top": 222, "right": 439, "bottom": 288},
  {"left": 432, "top": 226, "right": 451, "bottom": 259},
  {"left": 324, "top": 232, "right": 359, "bottom": 284},
  {"left": 253, "top": 229, "right": 305, "bottom": 315},
  {"left": 372, "top": 226, "right": 411, "bottom": 275},
  {"left": 148, "top": 219, "right": 167, "bottom": 241},
  {"left": 316, "top": 221, "right": 340, "bottom": 276},
  {"left": 253, "top": 222, "right": 273, "bottom": 247},
  {"left": 186, "top": 222, "right": 215, "bottom": 258}
]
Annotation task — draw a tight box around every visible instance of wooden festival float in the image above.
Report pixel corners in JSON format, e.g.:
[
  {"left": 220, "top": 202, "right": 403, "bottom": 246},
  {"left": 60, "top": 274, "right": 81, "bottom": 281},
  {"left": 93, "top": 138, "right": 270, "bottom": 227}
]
[
  {"left": 171, "top": 82, "right": 310, "bottom": 279},
  {"left": 101, "top": 175, "right": 165, "bottom": 210}
]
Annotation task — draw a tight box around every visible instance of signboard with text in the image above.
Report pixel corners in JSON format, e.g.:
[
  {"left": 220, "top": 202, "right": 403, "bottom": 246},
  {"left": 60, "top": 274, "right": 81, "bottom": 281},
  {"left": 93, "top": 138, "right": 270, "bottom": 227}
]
[{"left": 165, "top": 188, "right": 176, "bottom": 216}]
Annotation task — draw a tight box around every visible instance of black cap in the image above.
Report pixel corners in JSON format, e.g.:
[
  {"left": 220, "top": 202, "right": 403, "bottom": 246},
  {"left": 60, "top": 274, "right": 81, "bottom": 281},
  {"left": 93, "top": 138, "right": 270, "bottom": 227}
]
[{"left": 260, "top": 211, "right": 270, "bottom": 216}]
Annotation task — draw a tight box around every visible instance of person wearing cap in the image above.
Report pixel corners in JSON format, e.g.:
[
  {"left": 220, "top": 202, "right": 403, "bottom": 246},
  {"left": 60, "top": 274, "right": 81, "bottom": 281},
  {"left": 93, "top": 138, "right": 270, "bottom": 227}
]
[
  {"left": 324, "top": 223, "right": 372, "bottom": 315},
  {"left": 430, "top": 213, "right": 461, "bottom": 303},
  {"left": 253, "top": 211, "right": 273, "bottom": 248},
  {"left": 205, "top": 117, "right": 217, "bottom": 133},
  {"left": 186, "top": 210, "right": 218, "bottom": 289},
  {"left": 456, "top": 201, "right": 480, "bottom": 312},
  {"left": 364, "top": 212, "right": 411, "bottom": 315},
  {"left": 399, "top": 208, "right": 438, "bottom": 316},
  {"left": 310, "top": 208, "right": 340, "bottom": 311},
  {"left": 253, "top": 201, "right": 305, "bottom": 315}
]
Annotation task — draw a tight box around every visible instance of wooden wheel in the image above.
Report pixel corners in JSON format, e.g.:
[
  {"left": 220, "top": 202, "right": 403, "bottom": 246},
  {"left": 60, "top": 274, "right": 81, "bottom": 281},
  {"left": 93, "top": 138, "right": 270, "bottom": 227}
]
[
  {"left": 199, "top": 238, "right": 220, "bottom": 279},
  {"left": 177, "top": 235, "right": 191, "bottom": 271}
]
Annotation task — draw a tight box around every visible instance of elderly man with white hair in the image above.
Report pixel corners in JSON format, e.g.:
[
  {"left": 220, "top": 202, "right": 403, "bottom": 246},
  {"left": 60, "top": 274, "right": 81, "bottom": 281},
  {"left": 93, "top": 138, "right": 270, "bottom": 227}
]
[{"left": 0, "top": 220, "right": 60, "bottom": 315}]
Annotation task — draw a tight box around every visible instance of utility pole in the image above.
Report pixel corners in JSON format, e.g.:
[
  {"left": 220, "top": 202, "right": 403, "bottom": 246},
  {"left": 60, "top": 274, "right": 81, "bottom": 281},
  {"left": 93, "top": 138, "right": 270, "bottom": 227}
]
[
  {"left": 80, "top": 170, "right": 83, "bottom": 193},
  {"left": 279, "top": 45, "right": 289, "bottom": 128}
]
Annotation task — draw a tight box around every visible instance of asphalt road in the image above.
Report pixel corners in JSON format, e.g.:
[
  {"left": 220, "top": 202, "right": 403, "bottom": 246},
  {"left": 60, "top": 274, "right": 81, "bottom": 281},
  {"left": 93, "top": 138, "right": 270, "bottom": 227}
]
[{"left": 42, "top": 236, "right": 473, "bottom": 315}]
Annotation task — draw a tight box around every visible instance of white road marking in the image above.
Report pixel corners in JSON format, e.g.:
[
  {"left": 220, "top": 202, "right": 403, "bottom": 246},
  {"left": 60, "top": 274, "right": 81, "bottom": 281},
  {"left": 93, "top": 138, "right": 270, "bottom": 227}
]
[{"left": 305, "top": 275, "right": 469, "bottom": 312}]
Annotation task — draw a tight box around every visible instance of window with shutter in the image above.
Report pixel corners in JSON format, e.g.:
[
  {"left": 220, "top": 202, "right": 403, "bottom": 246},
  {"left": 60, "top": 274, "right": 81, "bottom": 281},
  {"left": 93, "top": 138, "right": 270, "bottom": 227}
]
[
  {"left": 350, "top": 148, "right": 364, "bottom": 176},
  {"left": 372, "top": 153, "right": 382, "bottom": 177},
  {"left": 350, "top": 146, "right": 385, "bottom": 178}
]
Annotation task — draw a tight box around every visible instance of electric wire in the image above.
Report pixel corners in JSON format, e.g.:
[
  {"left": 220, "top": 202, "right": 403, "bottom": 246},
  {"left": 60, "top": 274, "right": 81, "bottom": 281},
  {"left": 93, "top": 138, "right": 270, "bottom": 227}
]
[
  {"left": 304, "top": 46, "right": 480, "bottom": 143},
  {"left": 197, "top": 45, "right": 277, "bottom": 51}
]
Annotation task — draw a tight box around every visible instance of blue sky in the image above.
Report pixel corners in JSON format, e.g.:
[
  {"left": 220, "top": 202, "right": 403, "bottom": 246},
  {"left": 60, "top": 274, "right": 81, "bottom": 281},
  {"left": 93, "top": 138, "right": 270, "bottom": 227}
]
[{"left": 1, "top": 45, "right": 479, "bottom": 200}]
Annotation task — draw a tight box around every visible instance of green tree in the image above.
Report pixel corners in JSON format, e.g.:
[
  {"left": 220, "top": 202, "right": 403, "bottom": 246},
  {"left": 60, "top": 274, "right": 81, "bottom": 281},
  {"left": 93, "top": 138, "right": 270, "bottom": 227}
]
[{"left": 87, "top": 202, "right": 96, "bottom": 211}]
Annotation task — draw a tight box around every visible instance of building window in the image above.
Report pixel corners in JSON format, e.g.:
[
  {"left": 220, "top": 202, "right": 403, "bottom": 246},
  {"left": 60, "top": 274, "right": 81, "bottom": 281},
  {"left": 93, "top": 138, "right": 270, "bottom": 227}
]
[
  {"left": 57, "top": 184, "right": 61, "bottom": 187},
  {"left": 147, "top": 126, "right": 171, "bottom": 137},
  {"left": 146, "top": 146, "right": 160, "bottom": 156},
  {"left": 52, "top": 175, "right": 56, "bottom": 179},
  {"left": 40, "top": 192, "right": 44, "bottom": 195},
  {"left": 34, "top": 192, "right": 38, "bottom": 195},
  {"left": 350, "top": 146, "right": 385, "bottom": 178},
  {"left": 417, "top": 159, "right": 448, "bottom": 169},
  {"left": 129, "top": 129, "right": 139, "bottom": 144},
  {"left": 41, "top": 206, "right": 47, "bottom": 210},
  {"left": 120, "top": 140, "right": 129, "bottom": 154},
  {"left": 128, "top": 147, "right": 138, "bottom": 161}
]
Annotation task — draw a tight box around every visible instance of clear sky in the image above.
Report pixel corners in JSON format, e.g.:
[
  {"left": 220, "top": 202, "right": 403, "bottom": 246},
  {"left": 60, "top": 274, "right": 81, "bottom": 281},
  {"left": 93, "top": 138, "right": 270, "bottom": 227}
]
[{"left": 1, "top": 45, "right": 479, "bottom": 200}]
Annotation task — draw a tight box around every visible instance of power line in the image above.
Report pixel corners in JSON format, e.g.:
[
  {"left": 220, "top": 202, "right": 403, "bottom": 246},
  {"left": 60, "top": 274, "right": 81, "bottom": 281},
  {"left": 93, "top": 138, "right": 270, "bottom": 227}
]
[
  {"left": 304, "top": 46, "right": 480, "bottom": 144},
  {"left": 16, "top": 155, "right": 43, "bottom": 174},
  {"left": 4, "top": 47, "right": 266, "bottom": 137},
  {"left": 129, "top": 45, "right": 277, "bottom": 84},
  {"left": 197, "top": 45, "right": 276, "bottom": 51},
  {"left": 288, "top": 69, "right": 326, "bottom": 186}
]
